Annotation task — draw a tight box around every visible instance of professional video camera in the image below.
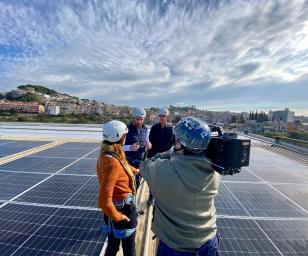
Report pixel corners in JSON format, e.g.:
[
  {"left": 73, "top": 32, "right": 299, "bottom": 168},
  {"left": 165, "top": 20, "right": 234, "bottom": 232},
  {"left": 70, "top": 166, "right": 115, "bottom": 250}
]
[{"left": 204, "top": 125, "right": 251, "bottom": 175}]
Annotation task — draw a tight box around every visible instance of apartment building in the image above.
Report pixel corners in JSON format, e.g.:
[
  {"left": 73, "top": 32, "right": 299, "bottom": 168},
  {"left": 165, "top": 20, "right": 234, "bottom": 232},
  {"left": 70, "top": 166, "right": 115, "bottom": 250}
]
[{"left": 0, "top": 100, "right": 45, "bottom": 114}]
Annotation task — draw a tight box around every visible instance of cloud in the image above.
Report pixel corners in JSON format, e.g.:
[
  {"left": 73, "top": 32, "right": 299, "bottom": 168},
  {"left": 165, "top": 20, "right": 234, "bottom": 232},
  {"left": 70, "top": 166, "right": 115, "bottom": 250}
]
[{"left": 0, "top": 0, "right": 307, "bottom": 114}]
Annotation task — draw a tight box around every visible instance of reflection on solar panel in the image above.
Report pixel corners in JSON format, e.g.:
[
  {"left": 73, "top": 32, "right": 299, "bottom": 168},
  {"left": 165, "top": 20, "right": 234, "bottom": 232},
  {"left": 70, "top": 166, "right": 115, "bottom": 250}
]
[
  {"left": 0, "top": 204, "right": 105, "bottom": 256},
  {"left": 273, "top": 184, "right": 308, "bottom": 210},
  {"left": 0, "top": 140, "right": 51, "bottom": 156},
  {"left": 57, "top": 142, "right": 99, "bottom": 149},
  {"left": 222, "top": 168, "right": 262, "bottom": 182},
  {"left": 0, "top": 140, "right": 15, "bottom": 145},
  {"left": 0, "top": 156, "right": 75, "bottom": 173},
  {"left": 252, "top": 165, "right": 305, "bottom": 184}
]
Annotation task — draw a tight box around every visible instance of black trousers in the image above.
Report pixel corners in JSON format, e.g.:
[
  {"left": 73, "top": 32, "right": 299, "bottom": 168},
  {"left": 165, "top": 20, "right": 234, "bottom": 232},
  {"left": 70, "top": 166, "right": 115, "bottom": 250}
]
[
  {"left": 104, "top": 203, "right": 138, "bottom": 256},
  {"left": 105, "top": 231, "right": 136, "bottom": 256}
]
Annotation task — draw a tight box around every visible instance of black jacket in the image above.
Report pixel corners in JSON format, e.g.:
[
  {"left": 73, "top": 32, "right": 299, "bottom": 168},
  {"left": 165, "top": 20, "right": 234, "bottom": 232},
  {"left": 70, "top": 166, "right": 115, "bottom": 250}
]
[{"left": 148, "top": 123, "right": 174, "bottom": 158}]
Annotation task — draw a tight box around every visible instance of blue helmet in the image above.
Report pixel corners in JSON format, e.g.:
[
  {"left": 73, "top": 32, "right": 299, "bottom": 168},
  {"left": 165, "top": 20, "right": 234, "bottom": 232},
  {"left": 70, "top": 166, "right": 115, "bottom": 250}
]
[{"left": 173, "top": 116, "right": 211, "bottom": 152}]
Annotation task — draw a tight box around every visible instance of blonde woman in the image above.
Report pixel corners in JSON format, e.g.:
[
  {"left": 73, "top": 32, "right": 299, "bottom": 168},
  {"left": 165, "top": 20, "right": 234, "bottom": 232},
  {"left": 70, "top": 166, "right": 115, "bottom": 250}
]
[{"left": 97, "top": 120, "right": 138, "bottom": 256}]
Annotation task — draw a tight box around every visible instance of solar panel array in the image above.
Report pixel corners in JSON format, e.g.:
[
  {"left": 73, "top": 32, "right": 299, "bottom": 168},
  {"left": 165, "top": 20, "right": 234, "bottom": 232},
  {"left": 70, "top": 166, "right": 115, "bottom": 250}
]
[
  {"left": 217, "top": 145, "right": 308, "bottom": 255},
  {"left": 0, "top": 138, "right": 308, "bottom": 255},
  {"left": 0, "top": 140, "right": 105, "bottom": 256}
]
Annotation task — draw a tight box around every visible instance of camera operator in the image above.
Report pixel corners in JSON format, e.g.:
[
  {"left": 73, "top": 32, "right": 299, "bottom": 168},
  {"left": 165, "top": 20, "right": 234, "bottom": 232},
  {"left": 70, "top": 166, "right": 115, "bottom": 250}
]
[{"left": 139, "top": 116, "right": 221, "bottom": 256}]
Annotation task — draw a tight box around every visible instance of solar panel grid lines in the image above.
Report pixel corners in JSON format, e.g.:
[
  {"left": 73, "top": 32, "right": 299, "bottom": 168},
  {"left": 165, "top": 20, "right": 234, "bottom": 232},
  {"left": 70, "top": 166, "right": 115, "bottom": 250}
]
[
  {"left": 14, "top": 175, "right": 93, "bottom": 206},
  {"left": 224, "top": 183, "right": 308, "bottom": 218},
  {"left": 256, "top": 219, "right": 308, "bottom": 255},
  {"left": 220, "top": 180, "right": 287, "bottom": 255},
  {"left": 64, "top": 176, "right": 98, "bottom": 208},
  {"left": 7, "top": 206, "right": 106, "bottom": 256},
  {"left": 215, "top": 183, "right": 248, "bottom": 217},
  {"left": 0, "top": 200, "right": 100, "bottom": 212},
  {"left": 62, "top": 175, "right": 97, "bottom": 207},
  {"left": 60, "top": 158, "right": 97, "bottom": 175},
  {"left": 217, "top": 218, "right": 283, "bottom": 256},
  {"left": 0, "top": 172, "right": 49, "bottom": 200},
  {"left": 0, "top": 204, "right": 105, "bottom": 256}
]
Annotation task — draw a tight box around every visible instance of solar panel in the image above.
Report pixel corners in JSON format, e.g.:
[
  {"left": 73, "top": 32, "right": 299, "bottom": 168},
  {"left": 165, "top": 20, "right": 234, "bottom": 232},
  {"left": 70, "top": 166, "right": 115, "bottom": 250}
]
[
  {"left": 0, "top": 204, "right": 105, "bottom": 256},
  {"left": 57, "top": 142, "right": 99, "bottom": 149},
  {"left": 256, "top": 219, "right": 308, "bottom": 255},
  {"left": 65, "top": 176, "right": 98, "bottom": 208},
  {"left": 0, "top": 140, "right": 16, "bottom": 145},
  {"left": 217, "top": 218, "right": 282, "bottom": 255},
  {"left": 224, "top": 183, "right": 308, "bottom": 217},
  {"left": 14, "top": 175, "right": 95, "bottom": 206},
  {"left": 0, "top": 156, "right": 75, "bottom": 174},
  {"left": 84, "top": 148, "right": 100, "bottom": 159},
  {"left": 0, "top": 172, "right": 48, "bottom": 200},
  {"left": 272, "top": 184, "right": 308, "bottom": 210},
  {"left": 222, "top": 167, "right": 262, "bottom": 182},
  {"left": 0, "top": 141, "right": 52, "bottom": 156},
  {"left": 1, "top": 136, "right": 307, "bottom": 256},
  {"left": 215, "top": 184, "right": 248, "bottom": 216},
  {"left": 31, "top": 145, "right": 98, "bottom": 158},
  {"left": 60, "top": 158, "right": 97, "bottom": 175},
  {"left": 251, "top": 165, "right": 305, "bottom": 184},
  {"left": 285, "top": 165, "right": 308, "bottom": 183}
]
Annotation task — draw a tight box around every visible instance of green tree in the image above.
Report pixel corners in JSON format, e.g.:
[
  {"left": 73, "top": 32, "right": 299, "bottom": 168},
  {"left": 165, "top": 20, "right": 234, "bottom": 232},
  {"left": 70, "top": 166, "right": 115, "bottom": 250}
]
[
  {"left": 231, "top": 115, "right": 237, "bottom": 123},
  {"left": 20, "top": 92, "right": 40, "bottom": 102}
]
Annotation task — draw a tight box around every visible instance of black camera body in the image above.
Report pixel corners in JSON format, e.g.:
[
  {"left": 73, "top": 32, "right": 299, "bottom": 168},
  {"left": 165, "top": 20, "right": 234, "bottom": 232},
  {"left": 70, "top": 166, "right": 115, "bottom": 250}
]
[{"left": 204, "top": 125, "right": 251, "bottom": 175}]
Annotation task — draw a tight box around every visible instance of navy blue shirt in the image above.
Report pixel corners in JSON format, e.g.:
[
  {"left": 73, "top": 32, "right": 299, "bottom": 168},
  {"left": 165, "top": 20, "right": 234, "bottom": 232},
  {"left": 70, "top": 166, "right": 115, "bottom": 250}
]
[{"left": 125, "top": 122, "right": 149, "bottom": 167}]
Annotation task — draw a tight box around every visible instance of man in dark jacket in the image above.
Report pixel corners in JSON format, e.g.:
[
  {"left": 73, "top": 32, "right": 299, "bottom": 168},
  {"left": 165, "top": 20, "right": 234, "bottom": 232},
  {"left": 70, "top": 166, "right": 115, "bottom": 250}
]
[
  {"left": 148, "top": 107, "right": 174, "bottom": 158},
  {"left": 147, "top": 107, "right": 174, "bottom": 205},
  {"left": 124, "top": 107, "right": 152, "bottom": 188}
]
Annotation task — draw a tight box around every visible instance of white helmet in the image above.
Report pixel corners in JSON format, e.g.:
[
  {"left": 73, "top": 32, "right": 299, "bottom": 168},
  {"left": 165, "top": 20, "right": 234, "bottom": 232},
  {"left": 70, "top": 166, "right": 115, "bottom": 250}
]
[
  {"left": 133, "top": 107, "right": 146, "bottom": 118},
  {"left": 102, "top": 120, "right": 128, "bottom": 143},
  {"left": 159, "top": 107, "right": 169, "bottom": 116}
]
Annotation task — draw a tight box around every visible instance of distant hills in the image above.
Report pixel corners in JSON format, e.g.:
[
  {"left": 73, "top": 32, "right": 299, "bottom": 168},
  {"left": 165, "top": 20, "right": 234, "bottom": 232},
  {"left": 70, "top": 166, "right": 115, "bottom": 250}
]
[{"left": 17, "top": 85, "right": 59, "bottom": 96}]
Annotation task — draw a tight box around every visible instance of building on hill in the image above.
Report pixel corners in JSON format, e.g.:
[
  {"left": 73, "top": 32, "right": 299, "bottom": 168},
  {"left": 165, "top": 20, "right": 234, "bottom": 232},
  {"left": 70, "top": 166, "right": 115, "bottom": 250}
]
[
  {"left": 0, "top": 100, "right": 45, "bottom": 114},
  {"left": 47, "top": 106, "right": 60, "bottom": 115}
]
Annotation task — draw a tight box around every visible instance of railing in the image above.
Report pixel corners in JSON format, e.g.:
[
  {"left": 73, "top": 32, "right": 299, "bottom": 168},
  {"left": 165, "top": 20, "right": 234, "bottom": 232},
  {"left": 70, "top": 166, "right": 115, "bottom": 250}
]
[{"left": 275, "top": 136, "right": 308, "bottom": 151}]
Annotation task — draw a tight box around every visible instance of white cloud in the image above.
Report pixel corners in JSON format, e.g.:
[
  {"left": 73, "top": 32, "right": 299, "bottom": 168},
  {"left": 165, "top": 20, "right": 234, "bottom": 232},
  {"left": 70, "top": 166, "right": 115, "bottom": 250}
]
[{"left": 0, "top": 0, "right": 307, "bottom": 114}]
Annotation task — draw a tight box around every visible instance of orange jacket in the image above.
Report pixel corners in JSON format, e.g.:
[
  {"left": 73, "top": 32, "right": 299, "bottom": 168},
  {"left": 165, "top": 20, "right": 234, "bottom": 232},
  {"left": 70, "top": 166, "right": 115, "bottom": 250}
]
[{"left": 97, "top": 153, "right": 138, "bottom": 221}]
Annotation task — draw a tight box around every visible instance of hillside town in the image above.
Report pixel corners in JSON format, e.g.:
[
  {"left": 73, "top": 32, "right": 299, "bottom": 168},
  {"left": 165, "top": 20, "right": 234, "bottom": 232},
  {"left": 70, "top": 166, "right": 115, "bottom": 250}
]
[{"left": 0, "top": 85, "right": 307, "bottom": 136}]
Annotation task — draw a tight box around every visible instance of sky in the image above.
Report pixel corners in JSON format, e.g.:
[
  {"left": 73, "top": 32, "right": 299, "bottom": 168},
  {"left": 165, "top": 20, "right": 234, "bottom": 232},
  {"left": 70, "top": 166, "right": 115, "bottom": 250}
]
[{"left": 0, "top": 0, "right": 308, "bottom": 115}]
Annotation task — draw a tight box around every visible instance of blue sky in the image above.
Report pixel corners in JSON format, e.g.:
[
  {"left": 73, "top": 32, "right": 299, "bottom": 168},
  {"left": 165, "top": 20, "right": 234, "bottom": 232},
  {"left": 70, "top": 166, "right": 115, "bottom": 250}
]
[{"left": 0, "top": 0, "right": 308, "bottom": 115}]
